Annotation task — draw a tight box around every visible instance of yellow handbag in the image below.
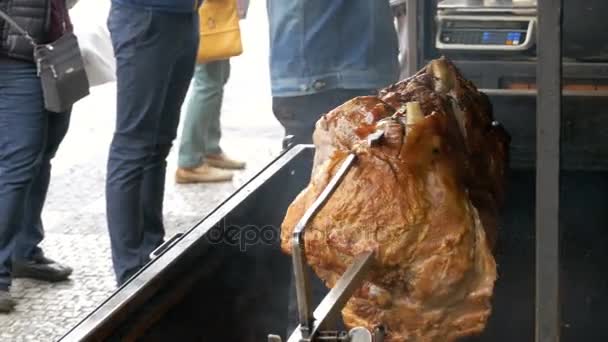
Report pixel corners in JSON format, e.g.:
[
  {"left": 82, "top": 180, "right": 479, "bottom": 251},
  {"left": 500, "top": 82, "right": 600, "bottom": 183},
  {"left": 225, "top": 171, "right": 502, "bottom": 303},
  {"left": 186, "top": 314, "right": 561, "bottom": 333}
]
[{"left": 196, "top": 0, "right": 243, "bottom": 64}]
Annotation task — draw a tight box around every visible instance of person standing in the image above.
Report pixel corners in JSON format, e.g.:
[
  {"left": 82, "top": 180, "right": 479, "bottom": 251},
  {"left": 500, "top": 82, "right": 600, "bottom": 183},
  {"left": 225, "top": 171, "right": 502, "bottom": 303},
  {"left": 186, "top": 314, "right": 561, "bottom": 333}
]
[
  {"left": 175, "top": 0, "right": 248, "bottom": 184},
  {"left": 268, "top": 0, "right": 400, "bottom": 149},
  {"left": 175, "top": 59, "right": 246, "bottom": 183},
  {"left": 105, "top": 0, "right": 200, "bottom": 286},
  {"left": 266, "top": 0, "right": 400, "bottom": 334},
  {"left": 0, "top": 0, "right": 74, "bottom": 313}
]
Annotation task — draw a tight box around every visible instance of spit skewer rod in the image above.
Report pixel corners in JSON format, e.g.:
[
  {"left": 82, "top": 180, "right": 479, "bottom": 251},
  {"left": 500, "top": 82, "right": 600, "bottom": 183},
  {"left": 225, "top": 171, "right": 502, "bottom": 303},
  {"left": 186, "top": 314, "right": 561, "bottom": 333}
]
[
  {"left": 291, "top": 130, "right": 385, "bottom": 340},
  {"left": 287, "top": 252, "right": 375, "bottom": 342},
  {"left": 292, "top": 153, "right": 357, "bottom": 337}
]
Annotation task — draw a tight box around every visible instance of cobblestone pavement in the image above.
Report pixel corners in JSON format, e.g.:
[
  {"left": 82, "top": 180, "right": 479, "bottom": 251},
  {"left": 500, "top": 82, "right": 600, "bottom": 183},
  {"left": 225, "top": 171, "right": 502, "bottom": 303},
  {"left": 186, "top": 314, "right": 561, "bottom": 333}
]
[{"left": 0, "top": 2, "right": 284, "bottom": 341}]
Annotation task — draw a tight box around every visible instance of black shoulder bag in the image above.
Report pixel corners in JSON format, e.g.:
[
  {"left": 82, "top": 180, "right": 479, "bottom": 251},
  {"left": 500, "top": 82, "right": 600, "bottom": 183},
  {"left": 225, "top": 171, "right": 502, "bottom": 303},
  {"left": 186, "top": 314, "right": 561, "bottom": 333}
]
[{"left": 0, "top": 9, "right": 90, "bottom": 113}]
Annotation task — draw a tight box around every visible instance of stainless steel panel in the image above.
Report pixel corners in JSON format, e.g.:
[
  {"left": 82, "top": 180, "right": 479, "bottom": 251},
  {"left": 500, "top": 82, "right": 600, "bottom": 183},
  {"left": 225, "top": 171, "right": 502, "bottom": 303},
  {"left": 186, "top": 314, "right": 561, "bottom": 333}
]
[{"left": 438, "top": 0, "right": 537, "bottom": 9}]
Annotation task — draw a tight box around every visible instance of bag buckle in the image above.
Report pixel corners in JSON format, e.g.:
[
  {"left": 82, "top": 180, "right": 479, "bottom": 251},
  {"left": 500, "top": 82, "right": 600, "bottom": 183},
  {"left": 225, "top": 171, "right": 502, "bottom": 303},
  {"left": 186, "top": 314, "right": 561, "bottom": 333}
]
[
  {"left": 35, "top": 44, "right": 56, "bottom": 77},
  {"left": 50, "top": 65, "right": 58, "bottom": 79},
  {"left": 36, "top": 60, "right": 58, "bottom": 79}
]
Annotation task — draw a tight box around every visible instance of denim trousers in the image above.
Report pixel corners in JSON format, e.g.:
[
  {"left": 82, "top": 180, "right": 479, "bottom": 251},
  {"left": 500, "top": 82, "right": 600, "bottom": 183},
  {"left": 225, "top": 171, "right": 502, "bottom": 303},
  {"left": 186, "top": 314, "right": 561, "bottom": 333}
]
[
  {"left": 0, "top": 60, "right": 71, "bottom": 290},
  {"left": 106, "top": 4, "right": 198, "bottom": 285},
  {"left": 272, "top": 88, "right": 377, "bottom": 149},
  {"left": 177, "top": 59, "right": 230, "bottom": 168}
]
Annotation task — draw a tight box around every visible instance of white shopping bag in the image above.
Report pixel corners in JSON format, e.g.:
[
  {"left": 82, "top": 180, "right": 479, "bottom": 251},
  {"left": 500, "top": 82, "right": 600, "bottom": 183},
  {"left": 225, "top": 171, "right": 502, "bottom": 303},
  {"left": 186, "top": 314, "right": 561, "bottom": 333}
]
[{"left": 70, "top": 0, "right": 116, "bottom": 87}]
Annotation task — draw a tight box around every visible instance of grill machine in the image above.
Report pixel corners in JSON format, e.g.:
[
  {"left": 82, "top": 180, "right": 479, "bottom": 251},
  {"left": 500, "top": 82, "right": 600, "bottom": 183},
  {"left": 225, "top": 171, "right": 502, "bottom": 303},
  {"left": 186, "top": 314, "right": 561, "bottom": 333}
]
[
  {"left": 435, "top": 0, "right": 537, "bottom": 53},
  {"left": 59, "top": 1, "right": 607, "bottom": 341}
]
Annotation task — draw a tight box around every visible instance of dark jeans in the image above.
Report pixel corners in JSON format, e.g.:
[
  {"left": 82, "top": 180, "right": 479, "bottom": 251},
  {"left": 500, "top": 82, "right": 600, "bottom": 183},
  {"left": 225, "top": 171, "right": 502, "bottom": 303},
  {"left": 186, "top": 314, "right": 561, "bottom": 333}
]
[
  {"left": 272, "top": 89, "right": 377, "bottom": 149},
  {"left": 106, "top": 4, "right": 199, "bottom": 285},
  {"left": 0, "top": 60, "right": 71, "bottom": 290},
  {"left": 278, "top": 88, "right": 375, "bottom": 336}
]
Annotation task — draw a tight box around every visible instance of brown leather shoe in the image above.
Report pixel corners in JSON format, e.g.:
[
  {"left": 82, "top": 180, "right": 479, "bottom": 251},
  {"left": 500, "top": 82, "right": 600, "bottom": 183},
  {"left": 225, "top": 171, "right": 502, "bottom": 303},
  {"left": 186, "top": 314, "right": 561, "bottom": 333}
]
[
  {"left": 175, "top": 163, "right": 234, "bottom": 184},
  {"left": 206, "top": 153, "right": 246, "bottom": 170}
]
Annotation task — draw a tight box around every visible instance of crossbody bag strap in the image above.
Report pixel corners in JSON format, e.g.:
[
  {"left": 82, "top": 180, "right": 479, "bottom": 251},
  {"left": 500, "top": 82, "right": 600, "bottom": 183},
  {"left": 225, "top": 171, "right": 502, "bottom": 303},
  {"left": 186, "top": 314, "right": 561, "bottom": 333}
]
[{"left": 0, "top": 9, "right": 38, "bottom": 46}]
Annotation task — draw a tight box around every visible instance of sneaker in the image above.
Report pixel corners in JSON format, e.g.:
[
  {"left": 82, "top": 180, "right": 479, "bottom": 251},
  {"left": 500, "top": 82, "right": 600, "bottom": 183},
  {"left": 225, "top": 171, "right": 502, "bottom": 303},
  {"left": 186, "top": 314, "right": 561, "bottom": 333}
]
[
  {"left": 12, "top": 256, "right": 73, "bottom": 282},
  {"left": 0, "top": 290, "right": 16, "bottom": 313},
  {"left": 206, "top": 153, "right": 246, "bottom": 170},
  {"left": 175, "top": 163, "right": 234, "bottom": 184}
]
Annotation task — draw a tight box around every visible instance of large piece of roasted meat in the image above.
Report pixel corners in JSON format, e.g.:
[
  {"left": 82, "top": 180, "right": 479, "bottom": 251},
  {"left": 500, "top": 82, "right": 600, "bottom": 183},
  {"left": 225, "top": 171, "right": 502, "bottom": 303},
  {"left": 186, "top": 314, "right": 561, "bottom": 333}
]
[{"left": 280, "top": 58, "right": 510, "bottom": 341}]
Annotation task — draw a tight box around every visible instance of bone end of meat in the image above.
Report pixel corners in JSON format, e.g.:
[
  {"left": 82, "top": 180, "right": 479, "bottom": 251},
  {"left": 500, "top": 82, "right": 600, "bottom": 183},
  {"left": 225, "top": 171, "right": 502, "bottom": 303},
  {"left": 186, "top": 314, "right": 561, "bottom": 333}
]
[
  {"left": 405, "top": 101, "right": 424, "bottom": 136},
  {"left": 430, "top": 58, "right": 455, "bottom": 93},
  {"left": 406, "top": 102, "right": 424, "bottom": 124}
]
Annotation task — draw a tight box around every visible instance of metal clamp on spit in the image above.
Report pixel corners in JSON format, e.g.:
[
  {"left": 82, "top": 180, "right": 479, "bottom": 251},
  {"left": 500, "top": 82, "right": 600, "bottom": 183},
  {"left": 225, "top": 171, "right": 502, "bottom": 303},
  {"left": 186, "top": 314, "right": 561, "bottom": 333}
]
[{"left": 269, "top": 131, "right": 386, "bottom": 342}]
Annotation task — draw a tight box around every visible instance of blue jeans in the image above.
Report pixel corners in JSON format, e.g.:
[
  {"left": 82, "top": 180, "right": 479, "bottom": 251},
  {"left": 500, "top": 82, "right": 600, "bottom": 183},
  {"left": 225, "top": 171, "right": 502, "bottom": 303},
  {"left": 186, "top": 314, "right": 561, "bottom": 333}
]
[
  {"left": 177, "top": 60, "right": 230, "bottom": 168},
  {"left": 272, "top": 89, "right": 377, "bottom": 149},
  {"left": 0, "top": 60, "right": 71, "bottom": 290},
  {"left": 106, "top": 4, "right": 199, "bottom": 285}
]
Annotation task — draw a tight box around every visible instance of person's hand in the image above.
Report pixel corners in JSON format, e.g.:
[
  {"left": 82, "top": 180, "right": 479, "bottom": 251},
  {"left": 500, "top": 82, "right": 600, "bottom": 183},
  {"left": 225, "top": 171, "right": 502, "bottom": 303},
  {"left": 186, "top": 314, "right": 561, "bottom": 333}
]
[
  {"left": 236, "top": 0, "right": 249, "bottom": 19},
  {"left": 66, "top": 0, "right": 80, "bottom": 9},
  {"left": 390, "top": 0, "right": 407, "bottom": 17}
]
